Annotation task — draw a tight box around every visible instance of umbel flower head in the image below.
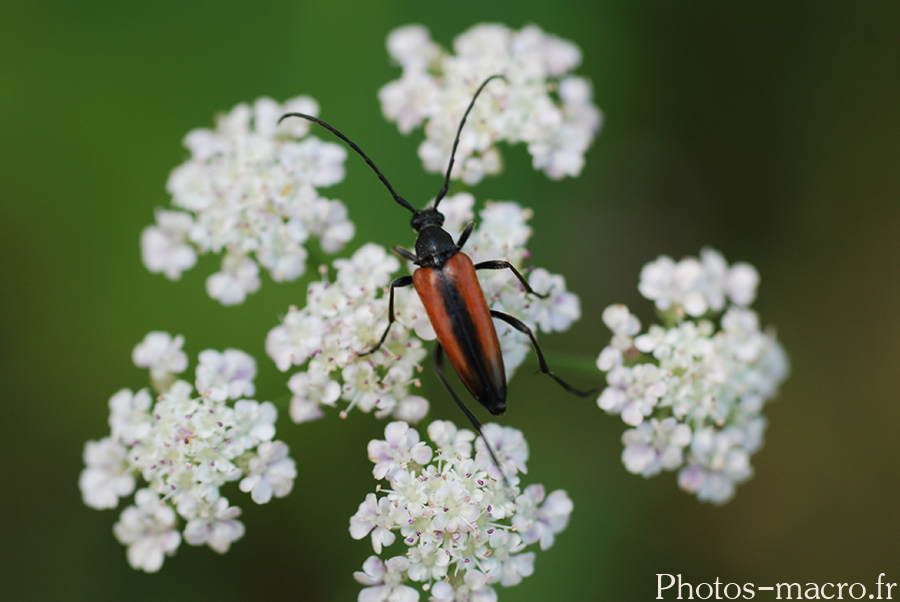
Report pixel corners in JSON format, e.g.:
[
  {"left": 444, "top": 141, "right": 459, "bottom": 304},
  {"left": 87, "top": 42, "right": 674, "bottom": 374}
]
[
  {"left": 79, "top": 332, "right": 297, "bottom": 572},
  {"left": 596, "top": 248, "right": 790, "bottom": 504},
  {"left": 265, "top": 193, "right": 582, "bottom": 426},
  {"left": 379, "top": 23, "right": 602, "bottom": 184},
  {"left": 350, "top": 420, "right": 573, "bottom": 601},
  {"left": 141, "top": 95, "right": 355, "bottom": 305}
]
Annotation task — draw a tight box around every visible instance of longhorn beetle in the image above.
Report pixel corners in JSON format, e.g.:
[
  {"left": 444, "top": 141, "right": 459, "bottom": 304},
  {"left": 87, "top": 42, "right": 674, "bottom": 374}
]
[{"left": 280, "top": 75, "right": 595, "bottom": 475}]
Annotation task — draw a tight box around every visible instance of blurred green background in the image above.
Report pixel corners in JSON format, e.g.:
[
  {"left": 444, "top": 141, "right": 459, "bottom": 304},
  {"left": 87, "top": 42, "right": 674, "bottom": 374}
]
[{"left": 3, "top": 1, "right": 898, "bottom": 600}]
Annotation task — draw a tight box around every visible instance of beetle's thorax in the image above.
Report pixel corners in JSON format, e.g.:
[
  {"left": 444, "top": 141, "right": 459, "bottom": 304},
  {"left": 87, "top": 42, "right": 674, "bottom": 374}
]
[{"left": 412, "top": 209, "right": 458, "bottom": 268}]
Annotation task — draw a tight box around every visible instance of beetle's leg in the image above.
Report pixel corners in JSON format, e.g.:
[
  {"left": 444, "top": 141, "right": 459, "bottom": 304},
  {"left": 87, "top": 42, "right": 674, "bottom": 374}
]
[
  {"left": 455, "top": 222, "right": 476, "bottom": 249},
  {"left": 434, "top": 344, "right": 509, "bottom": 487},
  {"left": 490, "top": 310, "right": 598, "bottom": 397},
  {"left": 359, "top": 275, "right": 414, "bottom": 356},
  {"left": 391, "top": 246, "right": 418, "bottom": 263},
  {"left": 474, "top": 260, "right": 550, "bottom": 299}
]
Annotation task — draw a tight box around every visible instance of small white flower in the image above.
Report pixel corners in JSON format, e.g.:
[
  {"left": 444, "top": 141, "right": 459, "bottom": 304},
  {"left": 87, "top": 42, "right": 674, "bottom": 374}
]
[
  {"left": 311, "top": 197, "right": 356, "bottom": 252},
  {"left": 726, "top": 262, "right": 760, "bottom": 307},
  {"left": 79, "top": 438, "right": 136, "bottom": 510},
  {"left": 386, "top": 25, "right": 441, "bottom": 72},
  {"left": 639, "top": 255, "right": 708, "bottom": 317},
  {"left": 677, "top": 426, "right": 757, "bottom": 505},
  {"left": 113, "top": 489, "right": 182, "bottom": 573},
  {"left": 182, "top": 497, "right": 245, "bottom": 554},
  {"left": 286, "top": 369, "right": 340, "bottom": 423},
  {"left": 602, "top": 304, "right": 641, "bottom": 339},
  {"left": 476, "top": 423, "right": 529, "bottom": 480},
  {"left": 391, "top": 395, "right": 430, "bottom": 424},
  {"left": 195, "top": 348, "right": 257, "bottom": 402},
  {"left": 334, "top": 242, "right": 401, "bottom": 296},
  {"left": 512, "top": 485, "right": 573, "bottom": 551},
  {"left": 380, "top": 70, "right": 440, "bottom": 136},
  {"left": 266, "top": 305, "right": 327, "bottom": 372},
  {"left": 228, "top": 400, "right": 277, "bottom": 453},
  {"left": 597, "top": 363, "right": 667, "bottom": 426},
  {"left": 479, "top": 528, "right": 533, "bottom": 587},
  {"left": 621, "top": 418, "right": 692, "bottom": 477},
  {"left": 140, "top": 210, "right": 197, "bottom": 280},
  {"left": 239, "top": 440, "right": 297, "bottom": 504},
  {"left": 429, "top": 571, "right": 497, "bottom": 602},
  {"left": 427, "top": 420, "right": 476, "bottom": 460},
  {"left": 368, "top": 421, "right": 433, "bottom": 480},
  {"left": 350, "top": 493, "right": 400, "bottom": 554},
  {"left": 206, "top": 253, "right": 261, "bottom": 306},
  {"left": 132, "top": 332, "right": 187, "bottom": 391},
  {"left": 527, "top": 269, "right": 581, "bottom": 333},
  {"left": 354, "top": 555, "right": 420, "bottom": 602},
  {"left": 107, "top": 387, "right": 153, "bottom": 445},
  {"left": 596, "top": 303, "right": 641, "bottom": 370},
  {"left": 720, "top": 307, "right": 768, "bottom": 364}
]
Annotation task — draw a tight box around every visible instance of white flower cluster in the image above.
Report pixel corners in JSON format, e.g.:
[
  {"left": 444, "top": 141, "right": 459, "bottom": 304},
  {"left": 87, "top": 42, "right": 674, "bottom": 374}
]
[
  {"left": 265, "top": 193, "right": 582, "bottom": 425},
  {"left": 141, "top": 96, "right": 355, "bottom": 305},
  {"left": 79, "top": 332, "right": 297, "bottom": 572},
  {"left": 596, "top": 249, "right": 789, "bottom": 504},
  {"left": 350, "top": 421, "right": 573, "bottom": 601},
  {"left": 265, "top": 242, "right": 432, "bottom": 425},
  {"left": 379, "top": 24, "right": 602, "bottom": 184}
]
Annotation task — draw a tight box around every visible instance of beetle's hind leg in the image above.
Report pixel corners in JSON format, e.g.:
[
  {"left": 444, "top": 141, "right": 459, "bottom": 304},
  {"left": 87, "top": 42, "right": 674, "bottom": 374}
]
[
  {"left": 490, "top": 310, "right": 599, "bottom": 397},
  {"left": 433, "top": 344, "right": 510, "bottom": 488},
  {"left": 358, "top": 275, "right": 413, "bottom": 356}
]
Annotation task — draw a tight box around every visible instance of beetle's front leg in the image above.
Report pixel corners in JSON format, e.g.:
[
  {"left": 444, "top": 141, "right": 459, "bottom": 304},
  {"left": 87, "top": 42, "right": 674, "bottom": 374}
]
[
  {"left": 358, "top": 275, "right": 414, "bottom": 356},
  {"left": 391, "top": 246, "right": 418, "bottom": 263}
]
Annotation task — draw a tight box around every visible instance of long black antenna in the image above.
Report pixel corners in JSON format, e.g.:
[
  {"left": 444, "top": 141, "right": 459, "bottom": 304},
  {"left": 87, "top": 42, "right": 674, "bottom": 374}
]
[
  {"left": 278, "top": 112, "right": 416, "bottom": 214},
  {"left": 434, "top": 74, "right": 507, "bottom": 209}
]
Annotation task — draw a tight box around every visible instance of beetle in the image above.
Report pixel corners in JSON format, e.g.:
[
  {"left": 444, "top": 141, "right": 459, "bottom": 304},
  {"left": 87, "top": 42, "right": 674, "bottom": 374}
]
[{"left": 280, "top": 75, "right": 594, "bottom": 473}]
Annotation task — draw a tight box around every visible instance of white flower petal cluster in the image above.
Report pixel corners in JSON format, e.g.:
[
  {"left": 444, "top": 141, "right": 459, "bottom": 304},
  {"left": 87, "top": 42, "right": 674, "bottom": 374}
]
[
  {"left": 113, "top": 489, "right": 182, "bottom": 573},
  {"left": 638, "top": 247, "right": 760, "bottom": 319},
  {"left": 132, "top": 331, "right": 188, "bottom": 391},
  {"left": 79, "top": 334, "right": 296, "bottom": 572},
  {"left": 350, "top": 421, "right": 572, "bottom": 601},
  {"left": 354, "top": 555, "right": 420, "bottom": 602},
  {"left": 141, "top": 96, "right": 355, "bottom": 305},
  {"left": 265, "top": 242, "right": 431, "bottom": 425},
  {"left": 379, "top": 24, "right": 601, "bottom": 184},
  {"left": 195, "top": 348, "right": 257, "bottom": 402},
  {"left": 266, "top": 194, "right": 581, "bottom": 425},
  {"left": 596, "top": 249, "right": 789, "bottom": 505}
]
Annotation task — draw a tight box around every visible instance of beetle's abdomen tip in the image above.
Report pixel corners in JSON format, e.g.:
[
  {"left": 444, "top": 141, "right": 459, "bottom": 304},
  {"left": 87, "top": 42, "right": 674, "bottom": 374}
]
[{"left": 486, "top": 400, "right": 507, "bottom": 416}]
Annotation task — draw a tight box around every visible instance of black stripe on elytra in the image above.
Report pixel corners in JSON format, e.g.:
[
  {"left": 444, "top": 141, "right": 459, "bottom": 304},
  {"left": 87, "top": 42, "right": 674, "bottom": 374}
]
[{"left": 437, "top": 270, "right": 506, "bottom": 413}]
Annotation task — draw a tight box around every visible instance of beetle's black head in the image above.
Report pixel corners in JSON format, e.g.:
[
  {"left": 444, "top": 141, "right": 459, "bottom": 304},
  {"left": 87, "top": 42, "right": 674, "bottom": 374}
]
[{"left": 411, "top": 208, "right": 444, "bottom": 233}]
